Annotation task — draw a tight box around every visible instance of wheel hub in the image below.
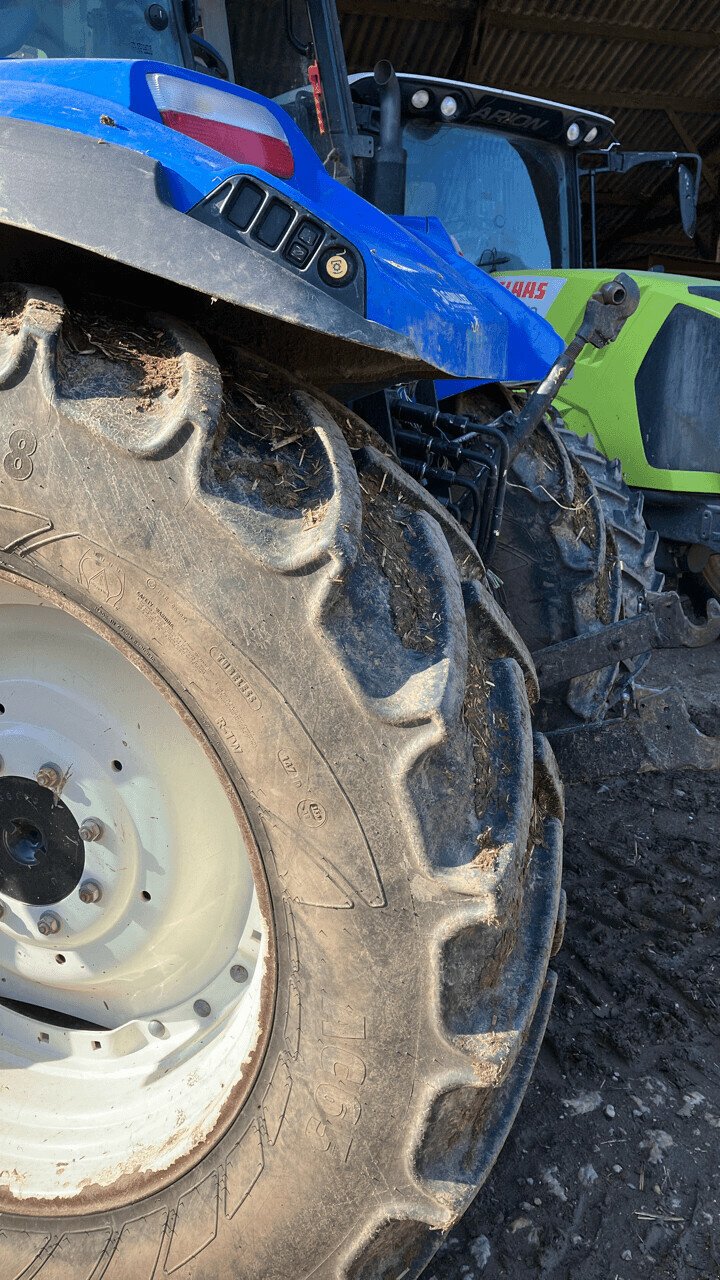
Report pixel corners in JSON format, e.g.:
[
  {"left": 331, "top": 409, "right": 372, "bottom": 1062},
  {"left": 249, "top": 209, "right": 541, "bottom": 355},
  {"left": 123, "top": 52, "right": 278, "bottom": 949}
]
[
  {"left": 0, "top": 574, "right": 272, "bottom": 1209},
  {"left": 0, "top": 775, "right": 85, "bottom": 903}
]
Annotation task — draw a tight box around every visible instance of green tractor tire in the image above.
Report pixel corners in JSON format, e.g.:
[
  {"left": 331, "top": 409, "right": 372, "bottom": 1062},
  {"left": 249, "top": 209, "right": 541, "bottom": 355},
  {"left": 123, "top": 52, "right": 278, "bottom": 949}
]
[
  {"left": 489, "top": 418, "right": 662, "bottom": 729},
  {"left": 561, "top": 428, "right": 663, "bottom": 605},
  {"left": 452, "top": 387, "right": 662, "bottom": 728}
]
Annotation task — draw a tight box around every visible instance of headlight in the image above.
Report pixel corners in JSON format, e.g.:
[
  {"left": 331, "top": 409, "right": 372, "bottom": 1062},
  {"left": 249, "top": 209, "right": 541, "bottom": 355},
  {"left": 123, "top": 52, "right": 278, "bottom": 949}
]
[{"left": 440, "top": 95, "right": 459, "bottom": 119}]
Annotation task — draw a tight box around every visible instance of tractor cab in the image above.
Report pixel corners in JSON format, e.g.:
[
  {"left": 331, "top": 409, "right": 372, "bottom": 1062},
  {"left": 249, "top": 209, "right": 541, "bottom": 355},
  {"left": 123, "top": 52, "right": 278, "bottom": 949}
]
[
  {"left": 0, "top": 0, "right": 240, "bottom": 75},
  {"left": 342, "top": 71, "right": 720, "bottom": 595},
  {"left": 1, "top": 1, "right": 192, "bottom": 64},
  {"left": 347, "top": 71, "right": 701, "bottom": 274},
  {"left": 0, "top": 0, "right": 384, "bottom": 194}
]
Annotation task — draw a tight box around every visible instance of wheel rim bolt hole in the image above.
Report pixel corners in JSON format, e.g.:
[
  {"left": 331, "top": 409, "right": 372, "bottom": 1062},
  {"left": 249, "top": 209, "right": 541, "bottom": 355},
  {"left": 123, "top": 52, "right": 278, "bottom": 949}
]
[
  {"left": 141, "top": 890, "right": 152, "bottom": 901},
  {"left": 111, "top": 760, "right": 123, "bottom": 773},
  {"left": 55, "top": 953, "right": 66, "bottom": 965},
  {"left": 230, "top": 964, "right": 248, "bottom": 984},
  {"left": 193, "top": 999, "right": 211, "bottom": 1018}
]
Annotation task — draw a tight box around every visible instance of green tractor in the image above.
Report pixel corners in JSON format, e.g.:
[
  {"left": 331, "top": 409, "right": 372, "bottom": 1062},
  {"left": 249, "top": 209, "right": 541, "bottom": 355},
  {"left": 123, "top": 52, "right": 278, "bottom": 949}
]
[{"left": 344, "top": 69, "right": 720, "bottom": 609}]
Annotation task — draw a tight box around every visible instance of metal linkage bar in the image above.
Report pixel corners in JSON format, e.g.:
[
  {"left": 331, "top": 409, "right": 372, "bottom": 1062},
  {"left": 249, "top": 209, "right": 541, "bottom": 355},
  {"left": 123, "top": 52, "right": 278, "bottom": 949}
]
[
  {"left": 534, "top": 592, "right": 720, "bottom": 689},
  {"left": 502, "top": 273, "right": 641, "bottom": 463}
]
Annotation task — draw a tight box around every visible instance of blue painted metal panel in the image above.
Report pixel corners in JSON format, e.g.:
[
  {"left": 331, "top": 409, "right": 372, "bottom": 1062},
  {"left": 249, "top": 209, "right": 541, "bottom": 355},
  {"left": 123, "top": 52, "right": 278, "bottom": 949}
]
[{"left": 0, "top": 59, "right": 563, "bottom": 381}]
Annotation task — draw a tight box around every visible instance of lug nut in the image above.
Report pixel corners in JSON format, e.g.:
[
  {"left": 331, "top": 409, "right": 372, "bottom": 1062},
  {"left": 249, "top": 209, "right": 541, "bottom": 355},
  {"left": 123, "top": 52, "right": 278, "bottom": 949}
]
[
  {"left": 230, "top": 964, "right": 248, "bottom": 983},
  {"left": 193, "top": 999, "right": 211, "bottom": 1018},
  {"left": 36, "top": 763, "right": 61, "bottom": 790},
  {"left": 79, "top": 819, "right": 103, "bottom": 843},
  {"left": 148, "top": 1019, "right": 166, "bottom": 1039},
  {"left": 79, "top": 880, "right": 102, "bottom": 904},
  {"left": 37, "top": 911, "right": 61, "bottom": 936}
]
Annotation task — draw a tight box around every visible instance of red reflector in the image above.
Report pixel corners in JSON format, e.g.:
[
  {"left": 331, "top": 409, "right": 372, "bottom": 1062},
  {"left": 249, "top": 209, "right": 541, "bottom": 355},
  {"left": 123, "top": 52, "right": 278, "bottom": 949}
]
[{"left": 162, "top": 110, "right": 294, "bottom": 179}]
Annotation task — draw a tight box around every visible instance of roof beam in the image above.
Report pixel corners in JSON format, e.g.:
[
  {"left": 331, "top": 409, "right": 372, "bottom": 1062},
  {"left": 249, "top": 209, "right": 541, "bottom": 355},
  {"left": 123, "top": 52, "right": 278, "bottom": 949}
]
[
  {"left": 459, "top": 3, "right": 488, "bottom": 80},
  {"left": 665, "top": 109, "right": 701, "bottom": 155},
  {"left": 337, "top": 0, "right": 466, "bottom": 23},
  {"left": 666, "top": 108, "right": 719, "bottom": 196},
  {"left": 482, "top": 10, "right": 720, "bottom": 51}
]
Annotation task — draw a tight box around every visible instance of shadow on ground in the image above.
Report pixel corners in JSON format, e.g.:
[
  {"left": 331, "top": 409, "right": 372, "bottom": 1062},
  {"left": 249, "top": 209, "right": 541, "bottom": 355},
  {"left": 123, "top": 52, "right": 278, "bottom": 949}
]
[{"left": 431, "top": 648, "right": 720, "bottom": 1279}]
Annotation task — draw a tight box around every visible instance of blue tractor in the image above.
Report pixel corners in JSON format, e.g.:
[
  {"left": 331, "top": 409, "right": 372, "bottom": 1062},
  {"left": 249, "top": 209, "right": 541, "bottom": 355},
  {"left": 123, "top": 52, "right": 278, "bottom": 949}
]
[{"left": 0, "top": 3, "right": 654, "bottom": 1277}]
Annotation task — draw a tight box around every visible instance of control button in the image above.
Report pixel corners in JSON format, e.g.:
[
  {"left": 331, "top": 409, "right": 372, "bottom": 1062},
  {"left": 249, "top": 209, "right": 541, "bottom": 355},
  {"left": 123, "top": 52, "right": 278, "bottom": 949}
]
[
  {"left": 296, "top": 220, "right": 323, "bottom": 248},
  {"left": 319, "top": 246, "right": 357, "bottom": 286},
  {"left": 326, "top": 253, "right": 349, "bottom": 280},
  {"left": 255, "top": 200, "right": 294, "bottom": 249},
  {"left": 228, "top": 181, "right": 265, "bottom": 231},
  {"left": 286, "top": 241, "right": 310, "bottom": 266}
]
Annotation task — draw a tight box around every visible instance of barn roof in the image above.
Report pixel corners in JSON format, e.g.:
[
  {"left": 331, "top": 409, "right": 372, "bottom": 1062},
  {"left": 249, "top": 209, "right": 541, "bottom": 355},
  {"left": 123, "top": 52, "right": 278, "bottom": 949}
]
[{"left": 337, "top": 0, "right": 720, "bottom": 265}]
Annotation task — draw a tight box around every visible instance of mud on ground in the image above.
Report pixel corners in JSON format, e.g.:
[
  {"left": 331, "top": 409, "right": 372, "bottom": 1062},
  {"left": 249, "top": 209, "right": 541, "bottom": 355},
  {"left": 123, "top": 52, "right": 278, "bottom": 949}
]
[{"left": 432, "top": 648, "right": 720, "bottom": 1280}]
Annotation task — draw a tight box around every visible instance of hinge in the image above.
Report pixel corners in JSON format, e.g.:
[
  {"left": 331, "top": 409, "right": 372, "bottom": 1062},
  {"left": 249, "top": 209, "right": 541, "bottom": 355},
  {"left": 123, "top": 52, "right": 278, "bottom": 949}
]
[{"left": 351, "top": 134, "right": 374, "bottom": 158}]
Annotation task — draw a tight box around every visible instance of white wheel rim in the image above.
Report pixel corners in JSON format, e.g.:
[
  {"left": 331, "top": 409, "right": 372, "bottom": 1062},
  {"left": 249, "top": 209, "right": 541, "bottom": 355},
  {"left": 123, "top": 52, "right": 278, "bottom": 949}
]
[{"left": 0, "top": 577, "right": 271, "bottom": 1206}]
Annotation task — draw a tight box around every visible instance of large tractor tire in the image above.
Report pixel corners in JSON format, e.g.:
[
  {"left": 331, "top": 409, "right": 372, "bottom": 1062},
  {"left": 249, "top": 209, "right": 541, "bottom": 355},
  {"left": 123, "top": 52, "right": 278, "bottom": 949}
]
[
  {"left": 0, "top": 286, "right": 563, "bottom": 1280},
  {"left": 492, "top": 415, "right": 622, "bottom": 728},
  {"left": 495, "top": 418, "right": 662, "bottom": 730},
  {"left": 451, "top": 391, "right": 658, "bottom": 727},
  {"left": 559, "top": 427, "right": 663, "bottom": 621}
]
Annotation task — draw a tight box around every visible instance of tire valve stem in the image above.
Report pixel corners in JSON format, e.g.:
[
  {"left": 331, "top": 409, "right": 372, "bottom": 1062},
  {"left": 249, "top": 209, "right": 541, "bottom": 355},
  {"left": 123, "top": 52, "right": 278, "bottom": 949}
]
[
  {"left": 79, "top": 819, "right": 103, "bottom": 843},
  {"left": 38, "top": 911, "right": 61, "bottom": 937},
  {"left": 79, "top": 880, "right": 102, "bottom": 905}
]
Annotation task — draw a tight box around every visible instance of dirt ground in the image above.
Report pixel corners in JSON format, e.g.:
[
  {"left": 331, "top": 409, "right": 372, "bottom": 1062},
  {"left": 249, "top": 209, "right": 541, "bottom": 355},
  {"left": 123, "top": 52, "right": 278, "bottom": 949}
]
[{"left": 431, "top": 647, "right": 720, "bottom": 1280}]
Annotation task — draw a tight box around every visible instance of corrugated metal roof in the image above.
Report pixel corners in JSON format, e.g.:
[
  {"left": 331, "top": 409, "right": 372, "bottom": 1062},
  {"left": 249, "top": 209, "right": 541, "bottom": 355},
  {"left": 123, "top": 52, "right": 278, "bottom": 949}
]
[{"left": 337, "top": 0, "right": 720, "bottom": 264}]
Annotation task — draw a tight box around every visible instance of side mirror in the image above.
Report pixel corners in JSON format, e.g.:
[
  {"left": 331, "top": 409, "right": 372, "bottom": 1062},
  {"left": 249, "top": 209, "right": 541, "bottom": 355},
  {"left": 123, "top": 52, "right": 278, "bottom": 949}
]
[
  {"left": 678, "top": 163, "right": 698, "bottom": 239},
  {"left": 190, "top": 33, "right": 229, "bottom": 79}
]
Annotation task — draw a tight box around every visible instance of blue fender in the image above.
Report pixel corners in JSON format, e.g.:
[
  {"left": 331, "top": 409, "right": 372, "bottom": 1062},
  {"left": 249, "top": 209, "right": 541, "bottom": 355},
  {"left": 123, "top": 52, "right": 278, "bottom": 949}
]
[
  {"left": 0, "top": 59, "right": 563, "bottom": 382},
  {"left": 393, "top": 214, "right": 561, "bottom": 385}
]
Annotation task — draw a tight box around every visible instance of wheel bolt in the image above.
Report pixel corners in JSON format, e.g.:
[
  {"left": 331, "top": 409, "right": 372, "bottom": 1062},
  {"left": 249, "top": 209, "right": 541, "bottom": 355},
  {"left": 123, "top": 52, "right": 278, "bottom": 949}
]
[
  {"left": 193, "top": 999, "right": 211, "bottom": 1018},
  {"left": 79, "top": 819, "right": 103, "bottom": 843},
  {"left": 230, "top": 964, "right": 248, "bottom": 983},
  {"left": 36, "top": 763, "right": 61, "bottom": 790},
  {"left": 37, "top": 911, "right": 61, "bottom": 936},
  {"left": 148, "top": 1019, "right": 166, "bottom": 1039},
  {"left": 79, "top": 880, "right": 102, "bottom": 904}
]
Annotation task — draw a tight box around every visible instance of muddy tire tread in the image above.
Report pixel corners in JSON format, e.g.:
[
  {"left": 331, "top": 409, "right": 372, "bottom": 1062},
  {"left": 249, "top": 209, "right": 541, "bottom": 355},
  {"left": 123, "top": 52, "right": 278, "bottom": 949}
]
[{"left": 0, "top": 285, "right": 562, "bottom": 1280}]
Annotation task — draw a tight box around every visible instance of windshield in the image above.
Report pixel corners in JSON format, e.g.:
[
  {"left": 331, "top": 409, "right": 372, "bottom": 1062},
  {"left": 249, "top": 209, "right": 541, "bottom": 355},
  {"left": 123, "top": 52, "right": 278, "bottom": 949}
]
[
  {"left": 403, "top": 120, "right": 571, "bottom": 270},
  {"left": 0, "top": 1, "right": 187, "bottom": 63}
]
